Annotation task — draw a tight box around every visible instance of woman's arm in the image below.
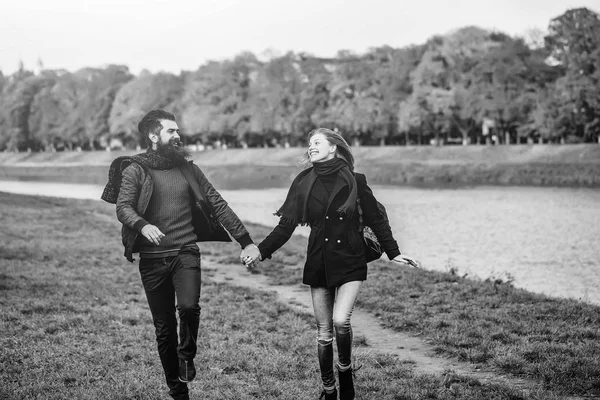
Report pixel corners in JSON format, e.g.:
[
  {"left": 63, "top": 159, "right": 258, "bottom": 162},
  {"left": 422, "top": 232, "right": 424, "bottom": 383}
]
[
  {"left": 356, "top": 173, "right": 401, "bottom": 259},
  {"left": 357, "top": 173, "right": 419, "bottom": 267},
  {"left": 257, "top": 219, "right": 296, "bottom": 260}
]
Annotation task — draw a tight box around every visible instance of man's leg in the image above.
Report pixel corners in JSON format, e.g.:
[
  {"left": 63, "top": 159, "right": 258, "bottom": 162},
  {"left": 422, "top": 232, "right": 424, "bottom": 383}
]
[
  {"left": 139, "top": 258, "right": 189, "bottom": 400},
  {"left": 171, "top": 247, "right": 201, "bottom": 380}
]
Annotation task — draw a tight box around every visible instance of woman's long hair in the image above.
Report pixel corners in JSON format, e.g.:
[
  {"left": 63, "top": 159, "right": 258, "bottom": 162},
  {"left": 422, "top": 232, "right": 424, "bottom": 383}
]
[{"left": 298, "top": 128, "right": 355, "bottom": 171}]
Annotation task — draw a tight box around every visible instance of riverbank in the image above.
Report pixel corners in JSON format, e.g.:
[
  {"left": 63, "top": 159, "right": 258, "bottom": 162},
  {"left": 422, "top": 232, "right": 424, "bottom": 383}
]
[
  {"left": 209, "top": 224, "right": 600, "bottom": 397},
  {"left": 1, "top": 144, "right": 599, "bottom": 188},
  {"left": 1, "top": 191, "right": 598, "bottom": 398},
  {"left": 2, "top": 180, "right": 599, "bottom": 305},
  {"left": 1, "top": 192, "right": 574, "bottom": 400}
]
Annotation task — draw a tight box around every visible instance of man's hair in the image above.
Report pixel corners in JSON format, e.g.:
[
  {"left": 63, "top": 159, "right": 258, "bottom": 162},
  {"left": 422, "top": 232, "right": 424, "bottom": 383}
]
[
  {"left": 299, "top": 128, "right": 355, "bottom": 170},
  {"left": 138, "top": 109, "right": 176, "bottom": 146}
]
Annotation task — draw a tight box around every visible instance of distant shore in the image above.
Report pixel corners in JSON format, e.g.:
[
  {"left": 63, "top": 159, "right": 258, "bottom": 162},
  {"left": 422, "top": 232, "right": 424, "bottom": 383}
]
[{"left": 1, "top": 144, "right": 599, "bottom": 188}]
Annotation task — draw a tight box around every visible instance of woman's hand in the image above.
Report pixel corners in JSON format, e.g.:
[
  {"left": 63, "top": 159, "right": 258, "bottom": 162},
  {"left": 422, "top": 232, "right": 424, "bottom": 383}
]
[
  {"left": 391, "top": 255, "right": 420, "bottom": 268},
  {"left": 243, "top": 253, "right": 263, "bottom": 270}
]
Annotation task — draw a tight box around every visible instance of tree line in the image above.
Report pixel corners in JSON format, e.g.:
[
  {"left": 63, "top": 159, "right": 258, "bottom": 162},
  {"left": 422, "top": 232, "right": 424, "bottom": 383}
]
[{"left": 0, "top": 7, "right": 598, "bottom": 151}]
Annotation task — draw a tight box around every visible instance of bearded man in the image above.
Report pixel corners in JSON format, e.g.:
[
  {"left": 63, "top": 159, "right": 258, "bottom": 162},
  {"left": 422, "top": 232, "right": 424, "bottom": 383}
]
[{"left": 101, "top": 109, "right": 260, "bottom": 400}]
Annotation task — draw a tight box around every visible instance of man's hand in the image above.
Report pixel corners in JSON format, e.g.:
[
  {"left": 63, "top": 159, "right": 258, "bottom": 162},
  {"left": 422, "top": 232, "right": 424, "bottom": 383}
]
[
  {"left": 141, "top": 224, "right": 165, "bottom": 245},
  {"left": 240, "top": 244, "right": 261, "bottom": 269},
  {"left": 391, "top": 255, "right": 420, "bottom": 268}
]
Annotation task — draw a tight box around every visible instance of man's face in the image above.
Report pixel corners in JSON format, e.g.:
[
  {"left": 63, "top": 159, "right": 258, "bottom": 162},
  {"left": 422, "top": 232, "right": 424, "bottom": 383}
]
[
  {"left": 150, "top": 119, "right": 180, "bottom": 147},
  {"left": 151, "top": 119, "right": 190, "bottom": 163}
]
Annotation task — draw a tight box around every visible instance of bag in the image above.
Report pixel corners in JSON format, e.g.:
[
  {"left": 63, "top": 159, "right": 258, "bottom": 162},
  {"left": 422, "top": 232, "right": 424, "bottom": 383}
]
[
  {"left": 362, "top": 225, "right": 383, "bottom": 263},
  {"left": 357, "top": 200, "right": 385, "bottom": 262}
]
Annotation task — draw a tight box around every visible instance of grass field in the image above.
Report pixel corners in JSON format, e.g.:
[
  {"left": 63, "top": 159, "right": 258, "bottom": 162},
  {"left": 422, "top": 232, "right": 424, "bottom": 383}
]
[
  {"left": 0, "top": 192, "right": 583, "bottom": 400},
  {"left": 1, "top": 144, "right": 599, "bottom": 188},
  {"left": 193, "top": 225, "right": 600, "bottom": 397}
]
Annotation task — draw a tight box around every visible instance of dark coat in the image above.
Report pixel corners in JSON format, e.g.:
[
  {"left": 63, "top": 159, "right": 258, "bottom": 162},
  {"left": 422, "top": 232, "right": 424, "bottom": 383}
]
[
  {"left": 258, "top": 171, "right": 400, "bottom": 288},
  {"left": 116, "top": 161, "right": 251, "bottom": 261}
]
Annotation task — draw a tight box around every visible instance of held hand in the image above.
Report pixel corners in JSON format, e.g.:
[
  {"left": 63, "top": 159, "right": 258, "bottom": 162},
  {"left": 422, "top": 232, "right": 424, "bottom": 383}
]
[
  {"left": 141, "top": 224, "right": 165, "bottom": 245},
  {"left": 240, "top": 244, "right": 261, "bottom": 269},
  {"left": 392, "top": 255, "right": 420, "bottom": 268},
  {"left": 244, "top": 256, "right": 261, "bottom": 270}
]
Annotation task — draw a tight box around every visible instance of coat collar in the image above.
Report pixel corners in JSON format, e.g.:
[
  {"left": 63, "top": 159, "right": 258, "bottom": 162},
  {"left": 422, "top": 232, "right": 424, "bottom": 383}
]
[
  {"left": 311, "top": 175, "right": 348, "bottom": 214},
  {"left": 311, "top": 179, "right": 329, "bottom": 207},
  {"left": 326, "top": 176, "right": 348, "bottom": 213}
]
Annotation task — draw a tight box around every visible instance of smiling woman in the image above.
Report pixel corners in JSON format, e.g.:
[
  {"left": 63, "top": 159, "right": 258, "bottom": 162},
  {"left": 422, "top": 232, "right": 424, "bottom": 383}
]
[
  {"left": 253, "top": 127, "right": 418, "bottom": 400},
  {"left": 308, "top": 132, "right": 337, "bottom": 163}
]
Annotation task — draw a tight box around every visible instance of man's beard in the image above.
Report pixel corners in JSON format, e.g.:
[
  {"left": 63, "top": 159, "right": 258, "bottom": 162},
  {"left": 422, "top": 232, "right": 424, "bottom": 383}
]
[{"left": 155, "top": 138, "right": 191, "bottom": 165}]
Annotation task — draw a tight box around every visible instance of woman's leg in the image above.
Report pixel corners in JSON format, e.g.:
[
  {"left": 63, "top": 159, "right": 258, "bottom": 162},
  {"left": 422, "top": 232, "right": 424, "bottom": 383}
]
[
  {"left": 310, "top": 286, "right": 336, "bottom": 393},
  {"left": 332, "top": 281, "right": 361, "bottom": 368},
  {"left": 333, "top": 280, "right": 361, "bottom": 400}
]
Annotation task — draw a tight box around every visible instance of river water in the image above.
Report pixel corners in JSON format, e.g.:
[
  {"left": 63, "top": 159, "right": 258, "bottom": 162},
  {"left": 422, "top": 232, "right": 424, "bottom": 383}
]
[{"left": 1, "top": 180, "right": 599, "bottom": 305}]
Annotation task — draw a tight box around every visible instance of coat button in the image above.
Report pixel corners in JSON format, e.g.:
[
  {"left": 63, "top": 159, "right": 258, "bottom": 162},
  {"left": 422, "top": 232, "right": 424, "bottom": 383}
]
[
  {"left": 337, "top": 239, "right": 341, "bottom": 243},
  {"left": 325, "top": 238, "right": 329, "bottom": 242}
]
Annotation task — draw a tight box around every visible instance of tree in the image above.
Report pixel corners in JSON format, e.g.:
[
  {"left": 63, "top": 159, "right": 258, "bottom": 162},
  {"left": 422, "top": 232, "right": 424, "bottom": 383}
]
[
  {"left": 325, "top": 46, "right": 422, "bottom": 146},
  {"left": 109, "top": 71, "right": 184, "bottom": 148},
  {"left": 545, "top": 7, "right": 600, "bottom": 142},
  {"left": 397, "top": 30, "right": 485, "bottom": 145},
  {"left": 0, "top": 71, "right": 6, "bottom": 94},
  {"left": 291, "top": 55, "right": 333, "bottom": 141},
  {"left": 463, "top": 34, "right": 539, "bottom": 144},
  {"left": 369, "top": 45, "right": 424, "bottom": 145},
  {"left": 326, "top": 51, "right": 377, "bottom": 140},
  {"left": 179, "top": 61, "right": 225, "bottom": 139},
  {"left": 27, "top": 78, "right": 67, "bottom": 150},
  {"left": 0, "top": 70, "right": 56, "bottom": 151},
  {"left": 248, "top": 52, "right": 303, "bottom": 145},
  {"left": 66, "top": 66, "right": 133, "bottom": 149},
  {"left": 179, "top": 52, "right": 260, "bottom": 146}
]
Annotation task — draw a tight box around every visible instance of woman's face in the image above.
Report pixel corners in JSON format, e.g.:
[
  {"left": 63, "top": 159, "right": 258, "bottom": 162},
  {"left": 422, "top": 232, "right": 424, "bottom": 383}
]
[{"left": 308, "top": 133, "right": 336, "bottom": 163}]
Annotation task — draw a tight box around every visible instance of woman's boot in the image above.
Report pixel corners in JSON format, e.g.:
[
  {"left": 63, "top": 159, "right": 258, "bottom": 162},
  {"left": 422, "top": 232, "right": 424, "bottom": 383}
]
[
  {"left": 319, "top": 388, "right": 338, "bottom": 399},
  {"left": 337, "top": 365, "right": 355, "bottom": 400}
]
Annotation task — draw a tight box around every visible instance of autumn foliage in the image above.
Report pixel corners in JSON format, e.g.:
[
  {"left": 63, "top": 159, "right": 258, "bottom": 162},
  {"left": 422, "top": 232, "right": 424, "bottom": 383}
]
[{"left": 0, "top": 8, "right": 598, "bottom": 151}]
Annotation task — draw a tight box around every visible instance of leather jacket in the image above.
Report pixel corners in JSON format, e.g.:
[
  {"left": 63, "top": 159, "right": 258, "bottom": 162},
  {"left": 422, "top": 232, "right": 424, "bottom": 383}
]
[{"left": 116, "top": 161, "right": 251, "bottom": 261}]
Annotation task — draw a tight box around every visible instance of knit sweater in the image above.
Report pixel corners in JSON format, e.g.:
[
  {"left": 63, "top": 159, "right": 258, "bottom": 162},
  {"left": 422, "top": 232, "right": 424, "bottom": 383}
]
[{"left": 139, "top": 168, "right": 197, "bottom": 258}]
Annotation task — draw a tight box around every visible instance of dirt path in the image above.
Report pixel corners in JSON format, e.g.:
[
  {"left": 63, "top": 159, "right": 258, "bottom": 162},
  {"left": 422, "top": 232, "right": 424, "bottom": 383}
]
[{"left": 203, "top": 258, "right": 581, "bottom": 399}]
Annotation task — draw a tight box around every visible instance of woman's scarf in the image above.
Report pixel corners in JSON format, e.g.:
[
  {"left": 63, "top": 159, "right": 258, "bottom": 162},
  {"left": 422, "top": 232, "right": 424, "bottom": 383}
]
[
  {"left": 100, "top": 148, "right": 183, "bottom": 204},
  {"left": 275, "top": 157, "right": 357, "bottom": 225}
]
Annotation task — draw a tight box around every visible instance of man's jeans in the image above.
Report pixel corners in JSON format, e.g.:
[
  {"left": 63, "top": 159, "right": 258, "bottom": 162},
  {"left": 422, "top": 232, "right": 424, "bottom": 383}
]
[{"left": 139, "top": 246, "right": 201, "bottom": 400}]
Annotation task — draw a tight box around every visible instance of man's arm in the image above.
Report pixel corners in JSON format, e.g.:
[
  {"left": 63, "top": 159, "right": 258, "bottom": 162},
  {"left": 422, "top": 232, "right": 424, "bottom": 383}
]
[
  {"left": 116, "top": 164, "right": 164, "bottom": 245},
  {"left": 116, "top": 164, "right": 146, "bottom": 229},
  {"left": 193, "top": 165, "right": 251, "bottom": 244},
  {"left": 192, "top": 164, "right": 260, "bottom": 263}
]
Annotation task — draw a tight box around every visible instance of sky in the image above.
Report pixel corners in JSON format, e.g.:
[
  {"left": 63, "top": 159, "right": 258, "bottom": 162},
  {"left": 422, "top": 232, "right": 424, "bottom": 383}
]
[{"left": 1, "top": 0, "right": 598, "bottom": 75}]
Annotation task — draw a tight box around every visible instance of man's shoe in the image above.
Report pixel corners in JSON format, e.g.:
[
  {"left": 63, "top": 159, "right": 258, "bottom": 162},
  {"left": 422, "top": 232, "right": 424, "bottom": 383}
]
[{"left": 178, "top": 358, "right": 196, "bottom": 383}]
